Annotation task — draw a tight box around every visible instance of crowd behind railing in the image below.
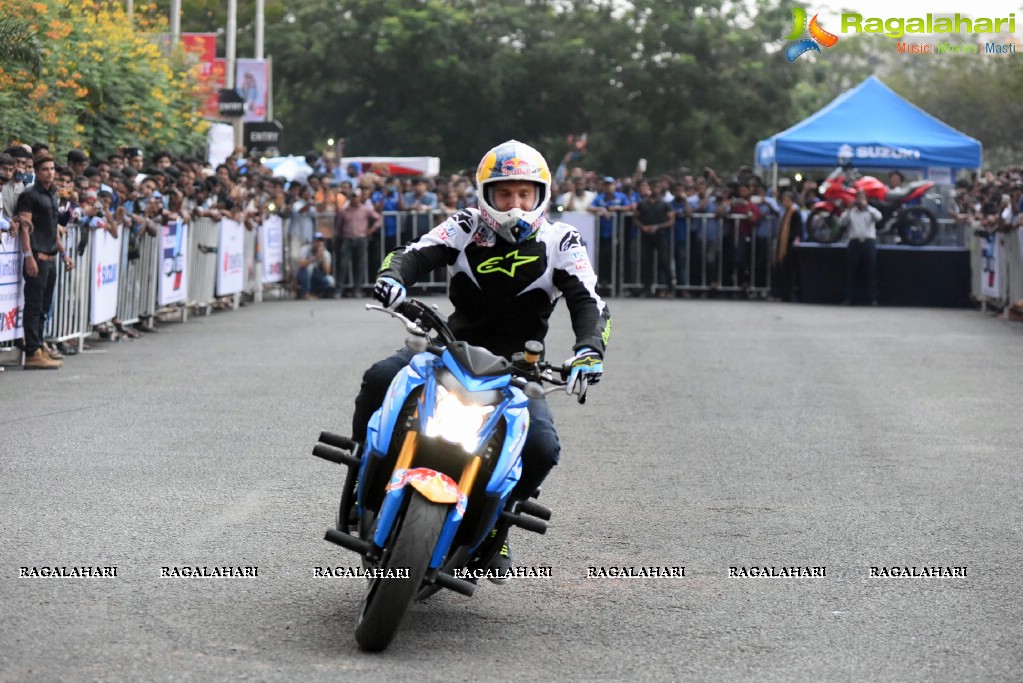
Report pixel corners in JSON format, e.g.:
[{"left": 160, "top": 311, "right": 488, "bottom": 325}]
[{"left": 1, "top": 140, "right": 1020, "bottom": 371}]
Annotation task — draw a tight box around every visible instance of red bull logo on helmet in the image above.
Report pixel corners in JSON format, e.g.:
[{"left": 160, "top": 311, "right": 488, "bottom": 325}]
[{"left": 499, "top": 156, "right": 536, "bottom": 177}]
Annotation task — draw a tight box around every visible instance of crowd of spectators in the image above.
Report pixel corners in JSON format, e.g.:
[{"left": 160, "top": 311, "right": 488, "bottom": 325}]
[
  {"left": 5, "top": 138, "right": 1017, "bottom": 328},
  {"left": 951, "top": 168, "right": 1023, "bottom": 236}
]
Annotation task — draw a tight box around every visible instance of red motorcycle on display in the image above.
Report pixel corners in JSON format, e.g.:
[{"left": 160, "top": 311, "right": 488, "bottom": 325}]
[{"left": 806, "top": 165, "right": 939, "bottom": 246}]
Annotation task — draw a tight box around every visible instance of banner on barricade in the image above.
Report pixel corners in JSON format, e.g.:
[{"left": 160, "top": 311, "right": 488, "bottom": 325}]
[
  {"left": 260, "top": 215, "right": 284, "bottom": 284},
  {"left": 90, "top": 228, "right": 122, "bottom": 325},
  {"left": 980, "top": 233, "right": 1002, "bottom": 299},
  {"left": 216, "top": 219, "right": 245, "bottom": 297},
  {"left": 0, "top": 226, "right": 24, "bottom": 342},
  {"left": 159, "top": 221, "right": 189, "bottom": 306}
]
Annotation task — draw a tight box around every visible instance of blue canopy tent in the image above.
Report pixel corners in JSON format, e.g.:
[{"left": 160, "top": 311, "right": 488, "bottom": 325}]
[{"left": 755, "top": 76, "right": 982, "bottom": 179}]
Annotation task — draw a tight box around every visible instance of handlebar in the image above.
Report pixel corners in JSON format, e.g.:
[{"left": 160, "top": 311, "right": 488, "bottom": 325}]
[{"left": 366, "top": 300, "right": 589, "bottom": 404}]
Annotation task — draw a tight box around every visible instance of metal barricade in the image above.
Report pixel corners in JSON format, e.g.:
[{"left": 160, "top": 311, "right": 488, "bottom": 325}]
[
  {"left": 136, "top": 232, "right": 160, "bottom": 322},
  {"left": 329, "top": 209, "right": 449, "bottom": 296},
  {"left": 44, "top": 222, "right": 92, "bottom": 347},
  {"left": 974, "top": 227, "right": 1023, "bottom": 310},
  {"left": 188, "top": 217, "right": 219, "bottom": 314},
  {"left": 935, "top": 217, "right": 966, "bottom": 247},
  {"left": 116, "top": 229, "right": 159, "bottom": 325},
  {"left": 618, "top": 211, "right": 777, "bottom": 298},
  {"left": 243, "top": 224, "right": 259, "bottom": 302}
]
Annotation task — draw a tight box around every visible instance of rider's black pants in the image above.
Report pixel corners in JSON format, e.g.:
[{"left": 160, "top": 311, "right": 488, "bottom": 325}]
[{"left": 351, "top": 348, "right": 559, "bottom": 500}]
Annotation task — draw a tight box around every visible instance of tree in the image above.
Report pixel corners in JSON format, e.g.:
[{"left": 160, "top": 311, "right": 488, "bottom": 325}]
[
  {"left": 0, "top": 14, "right": 42, "bottom": 75},
  {"left": 0, "top": 0, "right": 208, "bottom": 157},
  {"left": 256, "top": 0, "right": 810, "bottom": 174}
]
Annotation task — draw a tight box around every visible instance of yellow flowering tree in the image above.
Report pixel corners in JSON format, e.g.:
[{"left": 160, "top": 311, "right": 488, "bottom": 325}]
[{"left": 0, "top": 0, "right": 208, "bottom": 157}]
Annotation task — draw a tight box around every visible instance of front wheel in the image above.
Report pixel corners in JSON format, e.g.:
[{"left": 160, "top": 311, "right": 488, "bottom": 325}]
[
  {"left": 807, "top": 209, "right": 844, "bottom": 244},
  {"left": 354, "top": 491, "right": 448, "bottom": 652},
  {"left": 897, "top": 207, "right": 938, "bottom": 246}
]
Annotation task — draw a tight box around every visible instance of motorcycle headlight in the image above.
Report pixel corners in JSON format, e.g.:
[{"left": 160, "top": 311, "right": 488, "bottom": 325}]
[{"left": 424, "top": 385, "right": 495, "bottom": 453}]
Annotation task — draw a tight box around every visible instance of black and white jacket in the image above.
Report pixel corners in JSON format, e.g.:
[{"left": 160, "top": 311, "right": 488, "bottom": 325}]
[{"left": 378, "top": 208, "right": 611, "bottom": 361}]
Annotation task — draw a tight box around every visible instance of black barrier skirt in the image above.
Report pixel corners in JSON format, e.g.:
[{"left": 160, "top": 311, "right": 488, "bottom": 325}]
[{"left": 795, "top": 244, "right": 971, "bottom": 308}]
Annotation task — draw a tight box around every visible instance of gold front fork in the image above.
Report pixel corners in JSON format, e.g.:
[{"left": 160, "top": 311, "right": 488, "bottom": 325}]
[{"left": 457, "top": 456, "right": 482, "bottom": 498}]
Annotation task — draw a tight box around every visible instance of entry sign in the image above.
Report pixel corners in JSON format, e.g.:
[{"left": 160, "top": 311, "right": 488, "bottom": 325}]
[
  {"left": 217, "top": 89, "right": 245, "bottom": 117},
  {"left": 244, "top": 121, "right": 284, "bottom": 152}
]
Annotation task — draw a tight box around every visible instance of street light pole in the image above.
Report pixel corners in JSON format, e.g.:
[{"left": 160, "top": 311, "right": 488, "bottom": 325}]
[
  {"left": 255, "top": 0, "right": 265, "bottom": 60},
  {"left": 170, "top": 0, "right": 181, "bottom": 45},
  {"left": 227, "top": 0, "right": 241, "bottom": 151}
]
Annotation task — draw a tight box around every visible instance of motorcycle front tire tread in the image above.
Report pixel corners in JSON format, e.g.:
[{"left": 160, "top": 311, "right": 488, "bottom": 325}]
[{"left": 354, "top": 491, "right": 448, "bottom": 652}]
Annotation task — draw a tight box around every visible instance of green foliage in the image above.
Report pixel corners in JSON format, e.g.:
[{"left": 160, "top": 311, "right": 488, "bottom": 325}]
[
  {"left": 0, "top": 14, "right": 43, "bottom": 75},
  {"left": 139, "top": 2, "right": 1023, "bottom": 173},
  {"left": 253, "top": 0, "right": 809, "bottom": 174},
  {"left": 0, "top": 0, "right": 208, "bottom": 157}
]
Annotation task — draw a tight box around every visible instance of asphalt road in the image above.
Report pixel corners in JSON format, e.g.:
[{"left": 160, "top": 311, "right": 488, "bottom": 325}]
[{"left": 1, "top": 297, "right": 1021, "bottom": 682}]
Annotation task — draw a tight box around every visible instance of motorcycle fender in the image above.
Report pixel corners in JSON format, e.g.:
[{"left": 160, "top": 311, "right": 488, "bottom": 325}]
[
  {"left": 374, "top": 467, "right": 468, "bottom": 570},
  {"left": 811, "top": 200, "right": 836, "bottom": 213},
  {"left": 405, "top": 468, "right": 462, "bottom": 505}
]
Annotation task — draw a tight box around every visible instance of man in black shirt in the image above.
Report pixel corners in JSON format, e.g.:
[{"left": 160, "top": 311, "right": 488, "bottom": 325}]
[
  {"left": 634, "top": 180, "right": 675, "bottom": 297},
  {"left": 16, "top": 155, "right": 74, "bottom": 369}
]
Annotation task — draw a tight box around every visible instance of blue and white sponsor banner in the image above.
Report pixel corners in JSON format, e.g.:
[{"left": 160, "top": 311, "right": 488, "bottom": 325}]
[
  {"left": 90, "top": 228, "right": 122, "bottom": 325},
  {"left": 0, "top": 222, "right": 25, "bottom": 342},
  {"left": 216, "top": 218, "right": 245, "bottom": 297},
  {"left": 159, "top": 221, "right": 189, "bottom": 306},
  {"left": 979, "top": 232, "right": 1002, "bottom": 299},
  {"left": 260, "top": 215, "right": 284, "bottom": 284}
]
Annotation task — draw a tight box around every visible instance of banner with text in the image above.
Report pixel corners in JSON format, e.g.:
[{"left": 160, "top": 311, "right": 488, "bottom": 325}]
[
  {"left": 216, "top": 219, "right": 245, "bottom": 297},
  {"left": 260, "top": 215, "right": 284, "bottom": 283},
  {"left": 979, "top": 233, "right": 1002, "bottom": 299},
  {"left": 159, "top": 221, "right": 190, "bottom": 306},
  {"left": 0, "top": 225, "right": 24, "bottom": 342},
  {"left": 90, "top": 229, "right": 122, "bottom": 325}
]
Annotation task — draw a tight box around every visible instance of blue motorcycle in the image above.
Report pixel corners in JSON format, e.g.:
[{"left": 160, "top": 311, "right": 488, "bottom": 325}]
[{"left": 313, "top": 299, "right": 587, "bottom": 651}]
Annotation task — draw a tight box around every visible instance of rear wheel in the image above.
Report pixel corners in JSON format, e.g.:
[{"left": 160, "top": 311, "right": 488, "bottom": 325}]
[
  {"left": 807, "top": 209, "right": 843, "bottom": 244},
  {"left": 354, "top": 491, "right": 448, "bottom": 652},
  {"left": 897, "top": 207, "right": 938, "bottom": 246}
]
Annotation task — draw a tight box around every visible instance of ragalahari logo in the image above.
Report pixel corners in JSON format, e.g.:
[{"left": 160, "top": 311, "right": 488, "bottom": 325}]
[{"left": 785, "top": 7, "right": 839, "bottom": 61}]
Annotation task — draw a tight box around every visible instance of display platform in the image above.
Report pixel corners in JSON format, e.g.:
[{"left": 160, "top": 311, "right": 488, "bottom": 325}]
[{"left": 794, "top": 243, "right": 971, "bottom": 307}]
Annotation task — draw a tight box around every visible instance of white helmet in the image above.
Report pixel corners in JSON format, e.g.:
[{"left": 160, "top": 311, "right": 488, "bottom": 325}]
[{"left": 475, "top": 140, "right": 552, "bottom": 244}]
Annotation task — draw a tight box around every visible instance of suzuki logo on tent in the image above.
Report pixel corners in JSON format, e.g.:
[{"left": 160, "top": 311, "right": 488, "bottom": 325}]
[
  {"left": 842, "top": 143, "right": 922, "bottom": 160},
  {"left": 785, "top": 7, "right": 840, "bottom": 62}
]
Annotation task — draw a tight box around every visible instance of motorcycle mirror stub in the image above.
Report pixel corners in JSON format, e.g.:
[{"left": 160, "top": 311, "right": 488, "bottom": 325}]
[{"left": 524, "top": 382, "right": 545, "bottom": 400}]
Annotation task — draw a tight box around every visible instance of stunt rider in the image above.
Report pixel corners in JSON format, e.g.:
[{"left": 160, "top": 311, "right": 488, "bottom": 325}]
[{"left": 352, "top": 140, "right": 611, "bottom": 581}]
